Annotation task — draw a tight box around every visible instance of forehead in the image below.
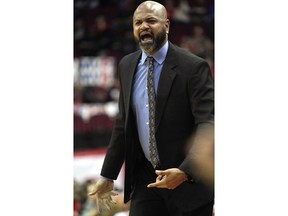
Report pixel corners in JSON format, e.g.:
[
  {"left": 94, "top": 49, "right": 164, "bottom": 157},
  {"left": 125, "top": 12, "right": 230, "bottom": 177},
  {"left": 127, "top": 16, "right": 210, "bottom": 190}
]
[
  {"left": 133, "top": 6, "right": 163, "bottom": 21},
  {"left": 133, "top": 12, "right": 160, "bottom": 21}
]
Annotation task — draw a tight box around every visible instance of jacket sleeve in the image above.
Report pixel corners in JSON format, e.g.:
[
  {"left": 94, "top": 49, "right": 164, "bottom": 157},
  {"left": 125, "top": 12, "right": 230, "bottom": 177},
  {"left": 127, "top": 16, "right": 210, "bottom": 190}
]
[{"left": 100, "top": 61, "right": 126, "bottom": 180}]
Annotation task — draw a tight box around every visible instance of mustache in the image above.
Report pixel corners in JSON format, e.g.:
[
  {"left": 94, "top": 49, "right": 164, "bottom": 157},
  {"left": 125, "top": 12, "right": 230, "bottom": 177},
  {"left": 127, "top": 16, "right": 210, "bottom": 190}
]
[{"left": 139, "top": 31, "right": 153, "bottom": 37}]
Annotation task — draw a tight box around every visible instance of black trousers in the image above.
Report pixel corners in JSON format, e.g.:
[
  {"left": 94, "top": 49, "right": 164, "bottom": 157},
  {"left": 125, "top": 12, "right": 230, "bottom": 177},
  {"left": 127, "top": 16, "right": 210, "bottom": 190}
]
[{"left": 129, "top": 158, "right": 214, "bottom": 216}]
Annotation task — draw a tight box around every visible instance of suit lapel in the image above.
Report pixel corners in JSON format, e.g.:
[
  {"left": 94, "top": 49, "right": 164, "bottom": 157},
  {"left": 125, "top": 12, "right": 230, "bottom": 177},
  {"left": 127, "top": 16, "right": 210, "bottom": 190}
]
[
  {"left": 155, "top": 43, "right": 178, "bottom": 131},
  {"left": 122, "top": 51, "right": 142, "bottom": 126}
]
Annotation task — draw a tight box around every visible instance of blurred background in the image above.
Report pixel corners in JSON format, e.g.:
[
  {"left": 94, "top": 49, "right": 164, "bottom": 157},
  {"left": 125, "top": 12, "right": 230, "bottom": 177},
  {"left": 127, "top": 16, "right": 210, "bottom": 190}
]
[{"left": 73, "top": 0, "right": 214, "bottom": 215}]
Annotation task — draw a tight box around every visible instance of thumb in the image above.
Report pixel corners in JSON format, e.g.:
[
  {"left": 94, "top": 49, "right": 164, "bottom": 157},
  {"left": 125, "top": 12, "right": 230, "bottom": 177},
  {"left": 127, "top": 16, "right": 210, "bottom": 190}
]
[
  {"left": 88, "top": 190, "right": 97, "bottom": 196},
  {"left": 88, "top": 185, "right": 99, "bottom": 196},
  {"left": 89, "top": 178, "right": 114, "bottom": 196}
]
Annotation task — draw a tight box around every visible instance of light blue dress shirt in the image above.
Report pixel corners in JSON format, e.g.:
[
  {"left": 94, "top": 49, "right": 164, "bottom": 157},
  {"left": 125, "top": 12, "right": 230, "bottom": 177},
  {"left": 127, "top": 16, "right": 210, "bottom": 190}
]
[{"left": 132, "top": 41, "right": 169, "bottom": 162}]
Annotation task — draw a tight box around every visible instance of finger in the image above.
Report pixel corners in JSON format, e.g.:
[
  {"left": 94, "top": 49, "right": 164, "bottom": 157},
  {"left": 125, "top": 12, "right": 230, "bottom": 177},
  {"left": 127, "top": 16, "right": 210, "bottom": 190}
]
[
  {"left": 102, "top": 198, "right": 111, "bottom": 210},
  {"left": 147, "top": 182, "right": 166, "bottom": 188},
  {"left": 156, "top": 170, "right": 171, "bottom": 177},
  {"left": 155, "top": 170, "right": 165, "bottom": 175},
  {"left": 100, "top": 193, "right": 111, "bottom": 199},
  {"left": 156, "top": 175, "right": 163, "bottom": 182},
  {"left": 95, "top": 207, "right": 100, "bottom": 215},
  {"left": 147, "top": 183, "right": 156, "bottom": 188},
  {"left": 156, "top": 175, "right": 167, "bottom": 183},
  {"left": 103, "top": 198, "right": 115, "bottom": 210},
  {"left": 100, "top": 191, "right": 118, "bottom": 199},
  {"left": 88, "top": 190, "right": 98, "bottom": 196},
  {"left": 106, "top": 196, "right": 116, "bottom": 205},
  {"left": 100, "top": 196, "right": 112, "bottom": 204},
  {"left": 110, "top": 191, "right": 119, "bottom": 196},
  {"left": 104, "top": 197, "right": 115, "bottom": 208},
  {"left": 156, "top": 176, "right": 162, "bottom": 182},
  {"left": 95, "top": 197, "right": 100, "bottom": 214},
  {"left": 97, "top": 197, "right": 108, "bottom": 213},
  {"left": 91, "top": 187, "right": 116, "bottom": 198}
]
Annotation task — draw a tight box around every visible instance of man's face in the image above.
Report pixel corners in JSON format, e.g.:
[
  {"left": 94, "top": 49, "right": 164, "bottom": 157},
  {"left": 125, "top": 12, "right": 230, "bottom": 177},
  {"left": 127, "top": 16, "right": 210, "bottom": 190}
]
[{"left": 133, "top": 8, "right": 169, "bottom": 54}]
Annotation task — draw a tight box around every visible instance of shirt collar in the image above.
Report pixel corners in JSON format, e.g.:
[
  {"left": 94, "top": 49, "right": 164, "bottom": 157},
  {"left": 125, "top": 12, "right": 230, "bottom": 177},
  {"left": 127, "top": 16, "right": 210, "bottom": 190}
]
[{"left": 139, "top": 41, "right": 169, "bottom": 65}]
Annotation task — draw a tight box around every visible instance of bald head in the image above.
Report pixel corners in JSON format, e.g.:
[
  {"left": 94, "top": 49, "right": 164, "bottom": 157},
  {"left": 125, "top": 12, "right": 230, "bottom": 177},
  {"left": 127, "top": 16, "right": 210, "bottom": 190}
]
[
  {"left": 133, "top": 1, "right": 167, "bottom": 21},
  {"left": 133, "top": 1, "right": 170, "bottom": 55}
]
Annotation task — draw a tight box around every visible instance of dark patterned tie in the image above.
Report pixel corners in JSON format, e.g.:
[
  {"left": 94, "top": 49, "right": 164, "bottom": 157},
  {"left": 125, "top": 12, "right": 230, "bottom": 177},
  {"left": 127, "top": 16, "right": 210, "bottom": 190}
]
[{"left": 147, "top": 56, "right": 160, "bottom": 168}]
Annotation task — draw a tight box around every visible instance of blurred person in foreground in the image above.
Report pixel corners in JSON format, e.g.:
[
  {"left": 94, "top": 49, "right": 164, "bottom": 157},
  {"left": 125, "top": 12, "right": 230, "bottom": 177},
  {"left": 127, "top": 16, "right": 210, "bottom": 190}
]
[
  {"left": 187, "top": 123, "right": 214, "bottom": 190},
  {"left": 89, "top": 1, "right": 214, "bottom": 215}
]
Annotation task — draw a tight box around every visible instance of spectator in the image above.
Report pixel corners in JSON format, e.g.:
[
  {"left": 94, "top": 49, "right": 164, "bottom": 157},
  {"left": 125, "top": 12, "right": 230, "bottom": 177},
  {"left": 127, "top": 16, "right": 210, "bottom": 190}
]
[{"left": 180, "top": 24, "right": 214, "bottom": 59}]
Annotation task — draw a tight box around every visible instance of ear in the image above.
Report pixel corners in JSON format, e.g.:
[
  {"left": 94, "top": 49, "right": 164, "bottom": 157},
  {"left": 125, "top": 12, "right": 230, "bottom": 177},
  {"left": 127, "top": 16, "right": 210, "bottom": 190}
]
[{"left": 165, "top": 19, "right": 170, "bottom": 34}]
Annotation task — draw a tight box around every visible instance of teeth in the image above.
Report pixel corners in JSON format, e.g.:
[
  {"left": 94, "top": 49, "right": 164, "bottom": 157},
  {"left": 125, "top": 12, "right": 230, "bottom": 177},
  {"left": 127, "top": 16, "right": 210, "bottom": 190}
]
[
  {"left": 141, "top": 35, "right": 152, "bottom": 41},
  {"left": 141, "top": 32, "right": 151, "bottom": 38}
]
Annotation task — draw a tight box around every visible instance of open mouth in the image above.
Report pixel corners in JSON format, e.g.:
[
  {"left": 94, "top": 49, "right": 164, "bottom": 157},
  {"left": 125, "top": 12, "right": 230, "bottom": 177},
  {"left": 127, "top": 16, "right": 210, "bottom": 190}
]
[{"left": 140, "top": 32, "right": 153, "bottom": 43}]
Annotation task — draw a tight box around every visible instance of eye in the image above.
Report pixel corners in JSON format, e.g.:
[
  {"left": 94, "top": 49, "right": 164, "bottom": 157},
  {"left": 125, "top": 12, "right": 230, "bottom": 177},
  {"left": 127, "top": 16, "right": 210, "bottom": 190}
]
[
  {"left": 147, "top": 19, "right": 157, "bottom": 24},
  {"left": 134, "top": 21, "right": 141, "bottom": 26}
]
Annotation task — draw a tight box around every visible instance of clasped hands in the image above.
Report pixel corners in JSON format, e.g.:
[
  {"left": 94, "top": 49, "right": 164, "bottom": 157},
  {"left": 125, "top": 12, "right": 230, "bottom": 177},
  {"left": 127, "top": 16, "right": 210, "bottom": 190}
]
[
  {"left": 88, "top": 178, "right": 118, "bottom": 215},
  {"left": 147, "top": 168, "right": 188, "bottom": 190}
]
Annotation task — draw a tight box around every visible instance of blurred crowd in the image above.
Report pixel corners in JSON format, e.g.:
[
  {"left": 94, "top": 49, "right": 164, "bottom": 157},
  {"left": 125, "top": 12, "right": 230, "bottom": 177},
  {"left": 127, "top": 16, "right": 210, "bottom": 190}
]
[
  {"left": 74, "top": 0, "right": 214, "bottom": 64},
  {"left": 74, "top": 0, "right": 214, "bottom": 215}
]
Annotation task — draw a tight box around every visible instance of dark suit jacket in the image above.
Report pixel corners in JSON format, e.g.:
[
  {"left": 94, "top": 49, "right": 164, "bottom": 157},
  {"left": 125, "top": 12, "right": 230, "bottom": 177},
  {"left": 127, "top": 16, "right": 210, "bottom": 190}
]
[{"left": 101, "top": 42, "right": 214, "bottom": 208}]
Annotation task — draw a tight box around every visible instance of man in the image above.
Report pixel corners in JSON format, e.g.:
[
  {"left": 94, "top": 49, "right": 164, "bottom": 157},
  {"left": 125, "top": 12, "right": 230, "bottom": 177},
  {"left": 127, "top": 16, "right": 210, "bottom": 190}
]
[{"left": 89, "top": 1, "right": 214, "bottom": 215}]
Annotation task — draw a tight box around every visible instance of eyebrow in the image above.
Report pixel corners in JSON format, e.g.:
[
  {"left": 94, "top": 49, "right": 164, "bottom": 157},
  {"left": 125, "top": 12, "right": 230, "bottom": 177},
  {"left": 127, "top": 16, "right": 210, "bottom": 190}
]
[{"left": 134, "top": 16, "right": 159, "bottom": 22}]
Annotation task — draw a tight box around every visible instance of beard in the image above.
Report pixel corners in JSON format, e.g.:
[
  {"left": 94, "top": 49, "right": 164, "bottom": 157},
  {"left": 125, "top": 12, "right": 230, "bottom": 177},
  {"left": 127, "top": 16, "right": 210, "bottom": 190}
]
[{"left": 136, "top": 27, "right": 166, "bottom": 54}]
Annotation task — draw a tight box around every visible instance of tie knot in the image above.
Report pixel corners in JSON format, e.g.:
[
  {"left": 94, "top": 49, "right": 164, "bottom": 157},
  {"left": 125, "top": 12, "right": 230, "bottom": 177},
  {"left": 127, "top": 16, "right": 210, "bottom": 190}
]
[{"left": 147, "top": 56, "right": 154, "bottom": 63}]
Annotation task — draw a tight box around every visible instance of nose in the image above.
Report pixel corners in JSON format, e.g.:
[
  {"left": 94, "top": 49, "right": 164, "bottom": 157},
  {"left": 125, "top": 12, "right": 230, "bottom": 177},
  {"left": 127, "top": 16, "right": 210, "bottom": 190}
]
[{"left": 140, "top": 22, "right": 149, "bottom": 31}]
